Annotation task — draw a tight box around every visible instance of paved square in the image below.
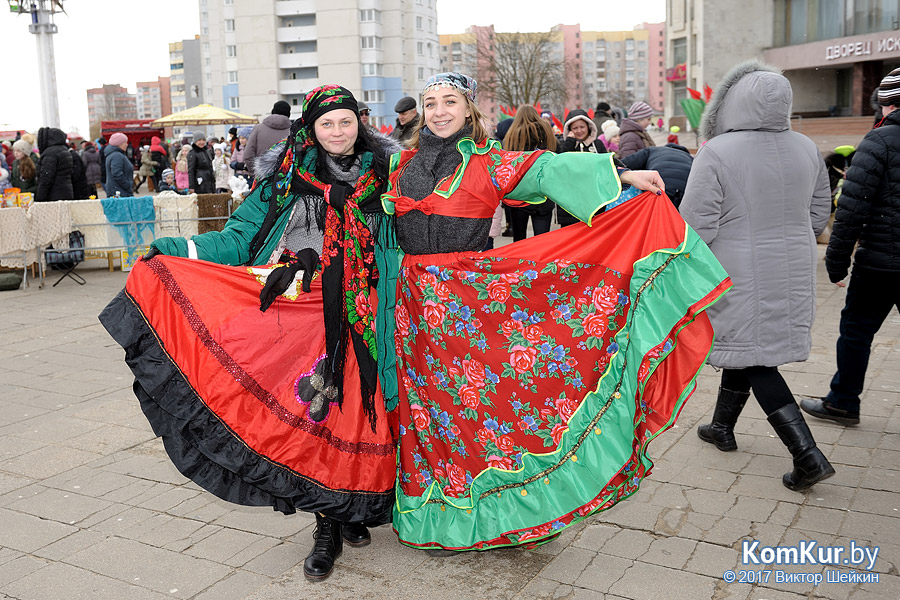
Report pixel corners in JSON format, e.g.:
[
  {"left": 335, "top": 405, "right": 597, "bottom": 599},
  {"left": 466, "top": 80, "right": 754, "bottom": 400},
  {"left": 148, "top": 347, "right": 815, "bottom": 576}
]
[{"left": 1, "top": 245, "right": 897, "bottom": 600}]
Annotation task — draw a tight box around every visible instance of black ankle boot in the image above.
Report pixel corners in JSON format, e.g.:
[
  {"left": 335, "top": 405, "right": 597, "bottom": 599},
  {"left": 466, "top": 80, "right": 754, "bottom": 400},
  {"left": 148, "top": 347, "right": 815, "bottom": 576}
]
[
  {"left": 342, "top": 522, "right": 371, "bottom": 547},
  {"left": 697, "top": 386, "right": 750, "bottom": 451},
  {"left": 768, "top": 403, "right": 836, "bottom": 491},
  {"left": 304, "top": 514, "right": 343, "bottom": 581}
]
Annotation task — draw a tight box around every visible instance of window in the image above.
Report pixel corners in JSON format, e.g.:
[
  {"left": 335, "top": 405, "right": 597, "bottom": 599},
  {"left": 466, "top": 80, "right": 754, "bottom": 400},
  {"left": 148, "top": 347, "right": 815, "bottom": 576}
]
[
  {"left": 227, "top": 71, "right": 238, "bottom": 83},
  {"left": 205, "top": 57, "right": 211, "bottom": 66},
  {"left": 416, "top": 16, "right": 423, "bottom": 30},
  {"left": 361, "top": 36, "right": 382, "bottom": 49},
  {"left": 428, "top": 19, "right": 433, "bottom": 33},
  {"left": 229, "top": 97, "right": 240, "bottom": 110},
  {"left": 417, "top": 41, "right": 424, "bottom": 55},
  {"left": 224, "top": 19, "right": 234, "bottom": 31},
  {"left": 360, "top": 9, "right": 380, "bottom": 22},
  {"left": 207, "top": 87, "right": 213, "bottom": 97},
  {"left": 201, "top": 27, "right": 208, "bottom": 35},
  {"left": 226, "top": 45, "right": 237, "bottom": 57},
  {"left": 418, "top": 66, "right": 425, "bottom": 79},
  {"left": 362, "top": 63, "right": 384, "bottom": 76},
  {"left": 363, "top": 90, "right": 384, "bottom": 103},
  {"left": 224, "top": 0, "right": 233, "bottom": 4}
]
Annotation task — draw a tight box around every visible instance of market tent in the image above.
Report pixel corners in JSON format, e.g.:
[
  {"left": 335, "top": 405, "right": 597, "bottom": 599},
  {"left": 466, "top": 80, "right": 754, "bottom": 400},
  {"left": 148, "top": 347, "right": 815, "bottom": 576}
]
[{"left": 152, "top": 104, "right": 258, "bottom": 127}]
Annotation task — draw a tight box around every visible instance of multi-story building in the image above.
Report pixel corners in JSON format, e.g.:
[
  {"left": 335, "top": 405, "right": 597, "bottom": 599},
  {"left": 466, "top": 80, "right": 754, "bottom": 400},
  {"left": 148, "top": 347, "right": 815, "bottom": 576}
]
[
  {"left": 440, "top": 23, "right": 665, "bottom": 123},
  {"left": 200, "top": 0, "right": 440, "bottom": 129},
  {"left": 136, "top": 77, "right": 172, "bottom": 120},
  {"left": 665, "top": 0, "right": 900, "bottom": 129},
  {"left": 169, "top": 37, "right": 206, "bottom": 138},
  {"left": 86, "top": 84, "right": 138, "bottom": 139}
]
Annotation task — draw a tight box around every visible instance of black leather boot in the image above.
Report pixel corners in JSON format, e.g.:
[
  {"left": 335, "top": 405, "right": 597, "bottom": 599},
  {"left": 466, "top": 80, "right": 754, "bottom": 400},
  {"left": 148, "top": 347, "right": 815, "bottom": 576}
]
[
  {"left": 697, "top": 387, "right": 750, "bottom": 451},
  {"left": 768, "top": 403, "right": 836, "bottom": 491},
  {"left": 303, "top": 514, "right": 343, "bottom": 581},
  {"left": 342, "top": 522, "right": 371, "bottom": 547}
]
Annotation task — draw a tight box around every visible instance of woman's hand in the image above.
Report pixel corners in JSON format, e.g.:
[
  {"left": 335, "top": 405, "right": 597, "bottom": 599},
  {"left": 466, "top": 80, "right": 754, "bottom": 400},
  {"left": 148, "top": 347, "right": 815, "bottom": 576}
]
[{"left": 620, "top": 170, "right": 665, "bottom": 195}]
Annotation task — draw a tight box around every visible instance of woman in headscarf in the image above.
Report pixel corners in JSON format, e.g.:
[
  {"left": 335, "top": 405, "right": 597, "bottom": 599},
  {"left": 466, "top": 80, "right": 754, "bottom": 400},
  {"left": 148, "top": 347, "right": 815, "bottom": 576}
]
[
  {"left": 376, "top": 72, "right": 731, "bottom": 552},
  {"left": 99, "top": 85, "right": 401, "bottom": 581}
]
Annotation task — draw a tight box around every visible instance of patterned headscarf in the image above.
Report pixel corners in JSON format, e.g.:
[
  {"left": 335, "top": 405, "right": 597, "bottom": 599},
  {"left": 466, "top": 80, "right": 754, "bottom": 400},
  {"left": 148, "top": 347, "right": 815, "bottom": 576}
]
[
  {"left": 298, "top": 85, "right": 359, "bottom": 148},
  {"left": 422, "top": 72, "right": 477, "bottom": 102}
]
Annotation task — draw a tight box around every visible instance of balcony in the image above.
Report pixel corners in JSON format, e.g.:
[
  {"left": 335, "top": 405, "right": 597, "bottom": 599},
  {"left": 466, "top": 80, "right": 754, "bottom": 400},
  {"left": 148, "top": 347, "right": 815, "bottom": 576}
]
[
  {"left": 275, "top": 0, "right": 314, "bottom": 16},
  {"left": 279, "top": 78, "right": 319, "bottom": 95},
  {"left": 276, "top": 25, "right": 316, "bottom": 44},
  {"left": 277, "top": 52, "right": 318, "bottom": 69}
]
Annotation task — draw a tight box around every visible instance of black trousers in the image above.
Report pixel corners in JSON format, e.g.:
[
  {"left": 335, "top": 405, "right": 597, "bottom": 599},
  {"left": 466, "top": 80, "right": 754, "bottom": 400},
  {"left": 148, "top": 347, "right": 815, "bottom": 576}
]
[
  {"left": 510, "top": 207, "right": 552, "bottom": 242},
  {"left": 721, "top": 366, "right": 794, "bottom": 416},
  {"left": 827, "top": 267, "right": 900, "bottom": 410}
]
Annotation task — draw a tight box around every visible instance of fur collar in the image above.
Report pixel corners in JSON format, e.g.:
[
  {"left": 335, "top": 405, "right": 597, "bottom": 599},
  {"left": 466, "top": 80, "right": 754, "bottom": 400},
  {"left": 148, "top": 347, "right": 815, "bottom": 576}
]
[{"left": 254, "top": 130, "right": 402, "bottom": 180}]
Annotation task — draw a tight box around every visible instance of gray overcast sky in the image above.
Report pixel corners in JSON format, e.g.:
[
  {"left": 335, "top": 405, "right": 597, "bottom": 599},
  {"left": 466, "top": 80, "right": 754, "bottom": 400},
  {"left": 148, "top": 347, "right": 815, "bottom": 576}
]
[{"left": 0, "top": 0, "right": 664, "bottom": 136}]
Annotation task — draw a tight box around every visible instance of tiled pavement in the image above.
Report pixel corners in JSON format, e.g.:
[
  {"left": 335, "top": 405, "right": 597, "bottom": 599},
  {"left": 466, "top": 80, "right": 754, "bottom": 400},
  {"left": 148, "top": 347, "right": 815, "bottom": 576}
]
[{"left": 1, "top": 245, "right": 898, "bottom": 600}]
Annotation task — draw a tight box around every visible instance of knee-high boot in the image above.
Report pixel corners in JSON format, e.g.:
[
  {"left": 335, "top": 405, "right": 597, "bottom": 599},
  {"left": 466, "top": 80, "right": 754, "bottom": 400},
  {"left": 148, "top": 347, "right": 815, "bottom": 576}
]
[
  {"left": 697, "top": 386, "right": 750, "bottom": 451},
  {"left": 767, "top": 403, "right": 836, "bottom": 491}
]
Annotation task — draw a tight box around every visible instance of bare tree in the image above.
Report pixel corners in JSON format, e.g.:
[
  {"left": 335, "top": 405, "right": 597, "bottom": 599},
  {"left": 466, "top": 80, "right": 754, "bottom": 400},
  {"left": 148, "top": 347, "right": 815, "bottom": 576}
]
[
  {"left": 476, "top": 31, "right": 569, "bottom": 110},
  {"left": 602, "top": 89, "right": 637, "bottom": 112}
]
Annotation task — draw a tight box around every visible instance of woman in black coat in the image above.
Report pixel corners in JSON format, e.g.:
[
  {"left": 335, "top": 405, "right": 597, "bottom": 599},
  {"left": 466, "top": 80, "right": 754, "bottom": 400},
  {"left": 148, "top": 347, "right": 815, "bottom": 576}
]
[
  {"left": 187, "top": 132, "right": 215, "bottom": 194},
  {"left": 35, "top": 127, "right": 74, "bottom": 202}
]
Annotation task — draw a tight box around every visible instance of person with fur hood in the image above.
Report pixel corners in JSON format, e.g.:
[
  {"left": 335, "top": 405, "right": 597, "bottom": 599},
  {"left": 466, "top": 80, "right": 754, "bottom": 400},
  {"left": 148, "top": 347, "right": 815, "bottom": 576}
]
[
  {"left": 617, "top": 101, "right": 656, "bottom": 159},
  {"left": 100, "top": 85, "right": 403, "bottom": 584},
  {"left": 559, "top": 109, "right": 606, "bottom": 154},
  {"left": 35, "top": 127, "right": 73, "bottom": 202},
  {"left": 211, "top": 143, "right": 233, "bottom": 192},
  {"left": 679, "top": 60, "right": 834, "bottom": 491}
]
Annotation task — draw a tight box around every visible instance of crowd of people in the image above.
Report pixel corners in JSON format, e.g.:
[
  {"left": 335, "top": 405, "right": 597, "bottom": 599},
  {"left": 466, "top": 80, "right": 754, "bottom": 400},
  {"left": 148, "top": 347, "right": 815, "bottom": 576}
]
[{"left": 89, "top": 61, "right": 900, "bottom": 585}]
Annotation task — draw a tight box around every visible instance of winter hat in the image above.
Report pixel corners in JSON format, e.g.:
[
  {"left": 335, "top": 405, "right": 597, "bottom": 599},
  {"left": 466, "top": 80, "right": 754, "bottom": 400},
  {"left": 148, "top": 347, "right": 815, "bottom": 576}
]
[
  {"left": 12, "top": 139, "right": 33, "bottom": 155},
  {"left": 597, "top": 101, "right": 611, "bottom": 112},
  {"left": 878, "top": 68, "right": 900, "bottom": 106},
  {"left": 627, "top": 101, "right": 654, "bottom": 120},
  {"left": 600, "top": 119, "right": 618, "bottom": 136},
  {"left": 495, "top": 118, "right": 513, "bottom": 142},
  {"left": 603, "top": 123, "right": 620, "bottom": 138},
  {"left": 272, "top": 100, "right": 292, "bottom": 117},
  {"left": 108, "top": 132, "right": 128, "bottom": 147},
  {"left": 237, "top": 126, "right": 253, "bottom": 138},
  {"left": 358, "top": 101, "right": 370, "bottom": 113},
  {"left": 394, "top": 96, "right": 416, "bottom": 113},
  {"left": 422, "top": 72, "right": 477, "bottom": 102},
  {"left": 162, "top": 168, "right": 174, "bottom": 178},
  {"left": 192, "top": 131, "right": 207, "bottom": 142},
  {"left": 213, "top": 142, "right": 227, "bottom": 153}
]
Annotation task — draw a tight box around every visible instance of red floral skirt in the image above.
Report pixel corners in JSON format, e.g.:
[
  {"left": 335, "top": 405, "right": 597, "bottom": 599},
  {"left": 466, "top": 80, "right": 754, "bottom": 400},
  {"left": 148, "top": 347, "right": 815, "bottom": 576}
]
[
  {"left": 392, "top": 192, "right": 731, "bottom": 549},
  {"left": 99, "top": 256, "right": 397, "bottom": 524}
]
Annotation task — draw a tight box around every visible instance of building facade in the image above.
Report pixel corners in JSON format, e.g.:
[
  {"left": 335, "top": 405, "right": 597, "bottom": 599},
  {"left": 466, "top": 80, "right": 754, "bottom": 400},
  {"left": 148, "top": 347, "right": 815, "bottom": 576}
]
[
  {"left": 169, "top": 37, "right": 207, "bottom": 138},
  {"left": 665, "top": 0, "right": 900, "bottom": 129},
  {"left": 136, "top": 77, "right": 172, "bottom": 121},
  {"left": 200, "top": 0, "right": 440, "bottom": 129},
  {"left": 86, "top": 84, "right": 138, "bottom": 138},
  {"left": 440, "top": 23, "right": 666, "bottom": 123}
]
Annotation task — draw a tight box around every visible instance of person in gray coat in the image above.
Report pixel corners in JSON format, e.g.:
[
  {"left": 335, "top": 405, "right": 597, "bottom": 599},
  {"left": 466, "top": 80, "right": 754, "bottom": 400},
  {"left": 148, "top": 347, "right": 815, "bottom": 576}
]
[
  {"left": 679, "top": 60, "right": 834, "bottom": 491},
  {"left": 243, "top": 101, "right": 292, "bottom": 176}
]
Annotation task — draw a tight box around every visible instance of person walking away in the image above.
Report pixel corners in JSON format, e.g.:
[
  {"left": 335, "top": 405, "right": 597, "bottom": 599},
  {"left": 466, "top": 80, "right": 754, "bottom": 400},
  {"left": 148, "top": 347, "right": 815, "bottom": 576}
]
[
  {"left": 135, "top": 146, "right": 156, "bottom": 193},
  {"left": 503, "top": 105, "right": 557, "bottom": 241},
  {"left": 620, "top": 144, "right": 694, "bottom": 209},
  {"left": 97, "top": 137, "right": 109, "bottom": 194},
  {"left": 149, "top": 136, "right": 168, "bottom": 191},
  {"left": 104, "top": 132, "right": 135, "bottom": 198},
  {"left": 617, "top": 102, "right": 656, "bottom": 159},
  {"left": 188, "top": 132, "right": 214, "bottom": 194},
  {"left": 11, "top": 139, "right": 38, "bottom": 194},
  {"left": 243, "top": 100, "right": 292, "bottom": 176},
  {"left": 35, "top": 127, "right": 73, "bottom": 202},
  {"left": 679, "top": 60, "right": 834, "bottom": 491},
  {"left": 82, "top": 141, "right": 102, "bottom": 196},
  {"left": 556, "top": 109, "right": 608, "bottom": 227},
  {"left": 801, "top": 67, "right": 900, "bottom": 428},
  {"left": 212, "top": 143, "right": 233, "bottom": 193},
  {"left": 391, "top": 96, "right": 418, "bottom": 147},
  {"left": 69, "top": 143, "right": 92, "bottom": 198}
]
